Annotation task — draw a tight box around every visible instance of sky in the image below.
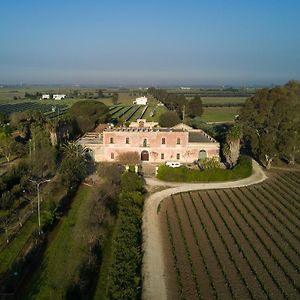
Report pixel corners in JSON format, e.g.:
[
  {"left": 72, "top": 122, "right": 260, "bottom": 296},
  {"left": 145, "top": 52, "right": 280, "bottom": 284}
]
[{"left": 0, "top": 0, "right": 300, "bottom": 86}]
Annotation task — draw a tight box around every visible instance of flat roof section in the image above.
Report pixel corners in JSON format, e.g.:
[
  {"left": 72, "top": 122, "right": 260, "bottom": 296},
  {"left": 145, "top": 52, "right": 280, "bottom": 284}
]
[
  {"left": 77, "top": 133, "right": 103, "bottom": 145},
  {"left": 188, "top": 131, "right": 216, "bottom": 143}
]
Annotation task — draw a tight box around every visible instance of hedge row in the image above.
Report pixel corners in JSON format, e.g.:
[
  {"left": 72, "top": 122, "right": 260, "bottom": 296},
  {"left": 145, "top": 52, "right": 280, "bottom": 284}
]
[
  {"left": 107, "top": 172, "right": 144, "bottom": 300},
  {"left": 157, "top": 156, "right": 252, "bottom": 182}
]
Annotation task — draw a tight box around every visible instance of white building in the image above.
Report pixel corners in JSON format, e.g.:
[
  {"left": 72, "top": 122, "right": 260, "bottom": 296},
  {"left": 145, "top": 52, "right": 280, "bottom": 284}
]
[
  {"left": 53, "top": 94, "right": 66, "bottom": 100},
  {"left": 41, "top": 94, "right": 50, "bottom": 99},
  {"left": 133, "top": 96, "right": 147, "bottom": 105}
]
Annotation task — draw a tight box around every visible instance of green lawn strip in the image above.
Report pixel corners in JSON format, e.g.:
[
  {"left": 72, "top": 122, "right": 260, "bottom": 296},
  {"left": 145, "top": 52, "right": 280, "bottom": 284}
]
[
  {"left": 0, "top": 218, "right": 36, "bottom": 275},
  {"left": 93, "top": 224, "right": 115, "bottom": 300},
  {"left": 24, "top": 185, "right": 93, "bottom": 299}
]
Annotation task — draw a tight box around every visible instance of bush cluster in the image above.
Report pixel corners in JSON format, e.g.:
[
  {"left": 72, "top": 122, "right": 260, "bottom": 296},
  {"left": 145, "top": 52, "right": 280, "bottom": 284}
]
[{"left": 157, "top": 156, "right": 252, "bottom": 182}]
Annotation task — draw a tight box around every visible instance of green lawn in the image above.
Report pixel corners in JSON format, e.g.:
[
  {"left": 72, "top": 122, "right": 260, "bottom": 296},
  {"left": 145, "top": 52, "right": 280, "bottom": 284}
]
[
  {"left": 201, "top": 107, "right": 240, "bottom": 122},
  {"left": 23, "top": 185, "right": 94, "bottom": 299},
  {"left": 93, "top": 225, "right": 115, "bottom": 300}
]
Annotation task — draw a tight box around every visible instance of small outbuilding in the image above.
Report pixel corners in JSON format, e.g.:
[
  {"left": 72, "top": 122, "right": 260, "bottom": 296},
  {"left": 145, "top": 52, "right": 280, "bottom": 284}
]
[{"left": 133, "top": 96, "right": 147, "bottom": 105}]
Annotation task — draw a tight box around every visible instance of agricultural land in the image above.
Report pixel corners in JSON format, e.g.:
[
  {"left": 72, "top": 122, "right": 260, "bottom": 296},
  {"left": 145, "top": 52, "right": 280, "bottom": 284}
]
[{"left": 159, "top": 170, "right": 300, "bottom": 299}]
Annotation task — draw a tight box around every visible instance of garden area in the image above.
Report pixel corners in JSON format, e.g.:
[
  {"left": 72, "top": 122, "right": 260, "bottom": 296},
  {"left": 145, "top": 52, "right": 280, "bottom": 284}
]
[{"left": 157, "top": 156, "right": 252, "bottom": 182}]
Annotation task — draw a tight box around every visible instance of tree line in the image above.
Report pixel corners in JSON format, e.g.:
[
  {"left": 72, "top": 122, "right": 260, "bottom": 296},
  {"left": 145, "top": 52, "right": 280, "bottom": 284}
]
[
  {"left": 148, "top": 87, "right": 203, "bottom": 126},
  {"left": 239, "top": 80, "right": 300, "bottom": 168}
]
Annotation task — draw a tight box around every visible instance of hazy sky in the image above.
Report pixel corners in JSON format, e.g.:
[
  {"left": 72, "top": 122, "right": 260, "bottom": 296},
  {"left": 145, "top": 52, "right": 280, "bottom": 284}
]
[{"left": 1, "top": 0, "right": 300, "bottom": 86}]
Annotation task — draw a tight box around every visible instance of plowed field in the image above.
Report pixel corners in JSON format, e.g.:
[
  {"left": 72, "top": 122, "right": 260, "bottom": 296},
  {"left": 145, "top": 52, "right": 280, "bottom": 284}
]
[{"left": 159, "top": 171, "right": 300, "bottom": 300}]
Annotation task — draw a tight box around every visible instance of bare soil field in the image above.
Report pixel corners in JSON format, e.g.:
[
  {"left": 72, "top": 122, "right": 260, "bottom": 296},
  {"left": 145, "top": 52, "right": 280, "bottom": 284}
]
[{"left": 159, "top": 170, "right": 300, "bottom": 300}]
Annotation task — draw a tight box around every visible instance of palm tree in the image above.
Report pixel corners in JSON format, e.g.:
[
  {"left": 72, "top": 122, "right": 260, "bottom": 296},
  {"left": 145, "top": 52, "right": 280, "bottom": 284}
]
[
  {"left": 223, "top": 124, "right": 242, "bottom": 168},
  {"left": 62, "top": 141, "right": 86, "bottom": 160}
]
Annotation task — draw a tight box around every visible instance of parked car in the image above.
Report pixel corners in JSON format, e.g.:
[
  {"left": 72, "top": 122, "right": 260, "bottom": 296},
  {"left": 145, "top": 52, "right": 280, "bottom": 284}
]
[{"left": 165, "top": 161, "right": 181, "bottom": 168}]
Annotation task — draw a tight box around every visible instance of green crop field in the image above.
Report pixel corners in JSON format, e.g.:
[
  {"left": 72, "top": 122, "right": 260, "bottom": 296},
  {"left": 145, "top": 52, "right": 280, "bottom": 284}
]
[
  {"left": 201, "top": 107, "right": 240, "bottom": 123},
  {"left": 201, "top": 97, "right": 247, "bottom": 106}
]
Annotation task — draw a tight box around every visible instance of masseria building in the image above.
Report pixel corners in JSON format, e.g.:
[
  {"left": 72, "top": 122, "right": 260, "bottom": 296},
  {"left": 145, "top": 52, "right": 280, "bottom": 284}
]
[{"left": 77, "top": 120, "right": 220, "bottom": 163}]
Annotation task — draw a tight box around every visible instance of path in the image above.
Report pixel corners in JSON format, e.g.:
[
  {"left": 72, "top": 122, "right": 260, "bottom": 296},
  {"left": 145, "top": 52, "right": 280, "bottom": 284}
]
[{"left": 142, "top": 160, "right": 267, "bottom": 300}]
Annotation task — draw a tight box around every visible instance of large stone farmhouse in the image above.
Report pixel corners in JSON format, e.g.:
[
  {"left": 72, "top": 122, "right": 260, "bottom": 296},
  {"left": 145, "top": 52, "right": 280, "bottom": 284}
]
[{"left": 78, "top": 120, "right": 220, "bottom": 163}]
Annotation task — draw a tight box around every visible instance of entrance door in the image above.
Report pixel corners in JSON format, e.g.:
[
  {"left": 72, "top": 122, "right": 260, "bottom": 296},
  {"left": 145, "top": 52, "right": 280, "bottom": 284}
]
[
  {"left": 198, "top": 149, "right": 207, "bottom": 160},
  {"left": 141, "top": 150, "right": 149, "bottom": 161}
]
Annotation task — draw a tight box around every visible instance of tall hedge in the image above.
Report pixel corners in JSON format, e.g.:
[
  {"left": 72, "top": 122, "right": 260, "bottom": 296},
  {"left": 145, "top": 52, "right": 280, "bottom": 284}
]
[{"left": 107, "top": 172, "right": 144, "bottom": 300}]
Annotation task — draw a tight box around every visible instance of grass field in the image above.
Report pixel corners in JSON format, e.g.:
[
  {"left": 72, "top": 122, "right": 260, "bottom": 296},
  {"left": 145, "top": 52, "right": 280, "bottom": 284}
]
[
  {"left": 159, "top": 170, "right": 300, "bottom": 300},
  {"left": 201, "top": 107, "right": 240, "bottom": 122},
  {"left": 24, "top": 185, "right": 94, "bottom": 299}
]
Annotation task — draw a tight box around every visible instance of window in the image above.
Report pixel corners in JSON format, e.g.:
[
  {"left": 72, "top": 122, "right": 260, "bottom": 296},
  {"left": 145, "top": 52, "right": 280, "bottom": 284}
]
[
  {"left": 176, "top": 153, "right": 180, "bottom": 160},
  {"left": 161, "top": 153, "right": 164, "bottom": 159},
  {"left": 126, "top": 137, "right": 130, "bottom": 144},
  {"left": 143, "top": 139, "right": 147, "bottom": 147},
  {"left": 111, "top": 153, "right": 114, "bottom": 159},
  {"left": 176, "top": 138, "right": 181, "bottom": 144},
  {"left": 110, "top": 137, "right": 114, "bottom": 144},
  {"left": 162, "top": 137, "right": 166, "bottom": 144}
]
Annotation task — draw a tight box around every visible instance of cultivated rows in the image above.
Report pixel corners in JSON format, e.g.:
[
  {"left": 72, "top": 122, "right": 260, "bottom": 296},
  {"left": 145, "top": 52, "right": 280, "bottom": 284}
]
[{"left": 160, "top": 171, "right": 300, "bottom": 300}]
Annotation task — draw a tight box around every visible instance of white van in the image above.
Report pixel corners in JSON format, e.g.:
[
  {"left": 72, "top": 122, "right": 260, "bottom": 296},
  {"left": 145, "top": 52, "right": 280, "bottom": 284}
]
[{"left": 165, "top": 161, "right": 181, "bottom": 168}]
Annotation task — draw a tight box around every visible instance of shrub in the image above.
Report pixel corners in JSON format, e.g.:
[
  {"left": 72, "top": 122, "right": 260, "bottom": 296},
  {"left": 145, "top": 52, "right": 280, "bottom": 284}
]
[
  {"left": 121, "top": 172, "right": 144, "bottom": 193},
  {"left": 157, "top": 156, "right": 252, "bottom": 182}
]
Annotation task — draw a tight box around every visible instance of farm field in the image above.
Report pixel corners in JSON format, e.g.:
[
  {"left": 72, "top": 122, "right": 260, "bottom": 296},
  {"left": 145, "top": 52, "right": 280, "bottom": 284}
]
[
  {"left": 201, "top": 96, "right": 247, "bottom": 106},
  {"left": 159, "top": 170, "right": 300, "bottom": 300},
  {"left": 110, "top": 104, "right": 167, "bottom": 123},
  {"left": 201, "top": 107, "right": 239, "bottom": 122}
]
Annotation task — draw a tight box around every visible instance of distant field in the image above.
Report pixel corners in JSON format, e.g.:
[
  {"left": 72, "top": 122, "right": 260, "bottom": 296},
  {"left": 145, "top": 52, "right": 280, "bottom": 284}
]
[
  {"left": 201, "top": 107, "right": 240, "bottom": 123},
  {"left": 0, "top": 88, "right": 240, "bottom": 123},
  {"left": 202, "top": 97, "right": 247, "bottom": 106}
]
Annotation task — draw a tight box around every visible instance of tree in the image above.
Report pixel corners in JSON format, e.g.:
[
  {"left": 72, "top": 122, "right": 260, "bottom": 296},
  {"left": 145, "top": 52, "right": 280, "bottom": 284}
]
[
  {"left": 62, "top": 141, "right": 86, "bottom": 160},
  {"left": 60, "top": 156, "right": 87, "bottom": 189},
  {"left": 117, "top": 152, "right": 140, "bottom": 165},
  {"left": 239, "top": 83, "right": 300, "bottom": 168},
  {"left": 0, "top": 112, "right": 8, "bottom": 125},
  {"left": 0, "top": 135, "right": 19, "bottom": 162},
  {"left": 112, "top": 93, "right": 118, "bottom": 105},
  {"left": 159, "top": 111, "right": 181, "bottom": 127},
  {"left": 69, "top": 101, "right": 110, "bottom": 133},
  {"left": 28, "top": 126, "right": 56, "bottom": 178},
  {"left": 223, "top": 124, "right": 242, "bottom": 168},
  {"left": 97, "top": 89, "right": 104, "bottom": 99},
  {"left": 187, "top": 96, "right": 203, "bottom": 118}
]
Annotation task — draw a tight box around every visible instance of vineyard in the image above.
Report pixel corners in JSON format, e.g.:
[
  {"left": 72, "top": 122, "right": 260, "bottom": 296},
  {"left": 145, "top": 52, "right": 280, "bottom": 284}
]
[
  {"left": 159, "top": 171, "right": 300, "bottom": 300},
  {"left": 110, "top": 104, "right": 166, "bottom": 122}
]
